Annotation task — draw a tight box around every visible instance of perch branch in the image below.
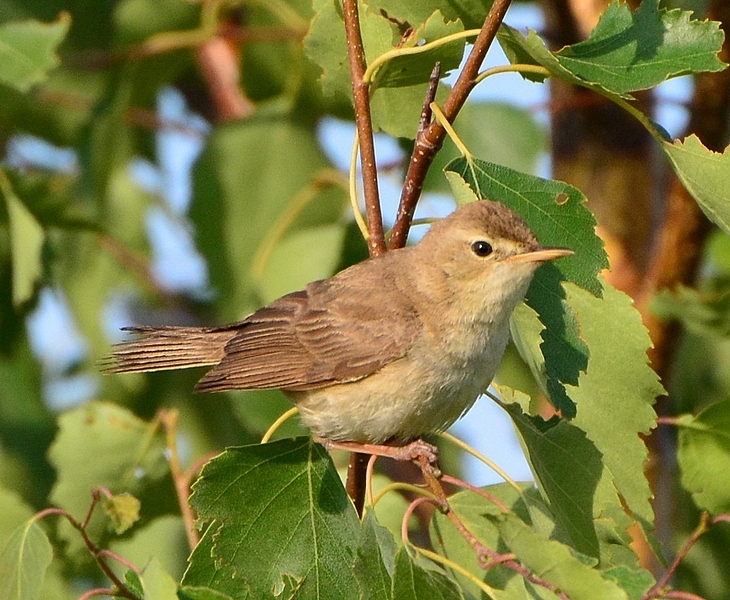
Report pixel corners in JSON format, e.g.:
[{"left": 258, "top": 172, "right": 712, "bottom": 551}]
[{"left": 389, "top": 0, "right": 513, "bottom": 249}]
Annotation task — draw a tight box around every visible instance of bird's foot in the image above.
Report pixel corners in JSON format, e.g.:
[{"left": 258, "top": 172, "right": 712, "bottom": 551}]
[{"left": 315, "top": 437, "right": 439, "bottom": 470}]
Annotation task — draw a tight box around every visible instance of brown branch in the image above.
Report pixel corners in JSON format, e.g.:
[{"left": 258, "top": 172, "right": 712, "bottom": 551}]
[
  {"left": 159, "top": 408, "right": 200, "bottom": 549},
  {"left": 419, "top": 63, "right": 442, "bottom": 136},
  {"left": 406, "top": 456, "right": 569, "bottom": 600},
  {"left": 342, "top": 0, "right": 386, "bottom": 256},
  {"left": 389, "top": 0, "right": 513, "bottom": 250},
  {"left": 346, "top": 452, "right": 370, "bottom": 516},
  {"left": 644, "top": 512, "right": 711, "bottom": 600},
  {"left": 340, "top": 0, "right": 390, "bottom": 516},
  {"left": 34, "top": 496, "right": 141, "bottom": 600}
]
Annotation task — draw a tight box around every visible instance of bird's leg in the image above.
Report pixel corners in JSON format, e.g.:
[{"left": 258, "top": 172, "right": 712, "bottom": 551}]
[{"left": 315, "top": 437, "right": 439, "bottom": 468}]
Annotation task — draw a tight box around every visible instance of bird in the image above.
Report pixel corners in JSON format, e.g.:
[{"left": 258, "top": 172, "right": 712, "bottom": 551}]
[{"left": 107, "top": 200, "right": 571, "bottom": 457}]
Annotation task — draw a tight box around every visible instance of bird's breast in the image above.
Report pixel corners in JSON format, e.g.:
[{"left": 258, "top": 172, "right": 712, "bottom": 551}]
[{"left": 291, "top": 313, "right": 511, "bottom": 444}]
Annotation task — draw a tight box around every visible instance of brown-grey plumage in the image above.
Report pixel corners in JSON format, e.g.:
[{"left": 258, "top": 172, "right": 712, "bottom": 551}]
[{"left": 107, "top": 200, "right": 571, "bottom": 443}]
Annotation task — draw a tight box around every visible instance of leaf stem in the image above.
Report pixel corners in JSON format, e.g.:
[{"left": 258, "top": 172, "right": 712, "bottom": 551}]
[
  {"left": 44, "top": 496, "right": 141, "bottom": 600},
  {"left": 474, "top": 63, "right": 550, "bottom": 84},
  {"left": 79, "top": 588, "right": 117, "bottom": 600},
  {"left": 362, "top": 29, "right": 481, "bottom": 85},
  {"left": 404, "top": 527, "right": 503, "bottom": 599},
  {"left": 389, "top": 0, "right": 514, "bottom": 249},
  {"left": 429, "top": 102, "right": 472, "bottom": 159},
  {"left": 439, "top": 474, "right": 511, "bottom": 513},
  {"left": 261, "top": 407, "right": 300, "bottom": 443},
  {"left": 440, "top": 430, "right": 524, "bottom": 496},
  {"left": 349, "top": 131, "right": 371, "bottom": 241},
  {"left": 371, "top": 482, "right": 438, "bottom": 508},
  {"left": 250, "top": 169, "right": 347, "bottom": 281},
  {"left": 33, "top": 496, "right": 141, "bottom": 600}
]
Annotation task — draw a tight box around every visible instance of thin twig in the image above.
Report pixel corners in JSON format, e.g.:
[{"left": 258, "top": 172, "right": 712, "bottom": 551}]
[
  {"left": 98, "top": 549, "right": 141, "bottom": 574},
  {"left": 644, "top": 512, "right": 711, "bottom": 600},
  {"left": 389, "top": 0, "right": 513, "bottom": 249},
  {"left": 341, "top": 0, "right": 386, "bottom": 256},
  {"left": 418, "top": 63, "right": 441, "bottom": 136},
  {"left": 413, "top": 455, "right": 569, "bottom": 599},
  {"left": 96, "top": 233, "right": 164, "bottom": 297},
  {"left": 341, "top": 0, "right": 387, "bottom": 516},
  {"left": 41, "top": 501, "right": 141, "bottom": 600},
  {"left": 159, "top": 408, "right": 200, "bottom": 550},
  {"left": 440, "top": 474, "right": 511, "bottom": 513},
  {"left": 661, "top": 592, "right": 708, "bottom": 600},
  {"left": 79, "top": 588, "right": 117, "bottom": 600}
]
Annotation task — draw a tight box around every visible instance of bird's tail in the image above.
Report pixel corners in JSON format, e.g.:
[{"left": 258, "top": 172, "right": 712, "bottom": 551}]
[{"left": 104, "top": 326, "right": 237, "bottom": 374}]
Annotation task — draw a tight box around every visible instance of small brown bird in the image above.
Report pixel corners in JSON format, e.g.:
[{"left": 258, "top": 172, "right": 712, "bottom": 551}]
[{"left": 108, "top": 200, "right": 571, "bottom": 450}]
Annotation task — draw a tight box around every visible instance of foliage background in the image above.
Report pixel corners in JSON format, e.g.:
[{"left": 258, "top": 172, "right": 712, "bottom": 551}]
[{"left": 1, "top": 0, "right": 729, "bottom": 599}]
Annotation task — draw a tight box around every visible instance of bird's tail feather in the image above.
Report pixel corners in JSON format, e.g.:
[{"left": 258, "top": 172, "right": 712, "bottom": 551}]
[{"left": 103, "top": 326, "right": 237, "bottom": 374}]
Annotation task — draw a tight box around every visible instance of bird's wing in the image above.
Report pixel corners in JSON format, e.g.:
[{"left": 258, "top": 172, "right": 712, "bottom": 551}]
[{"left": 194, "top": 265, "right": 421, "bottom": 393}]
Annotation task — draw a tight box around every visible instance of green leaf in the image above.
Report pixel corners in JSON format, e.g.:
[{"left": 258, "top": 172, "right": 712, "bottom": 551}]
[
  {"left": 371, "top": 12, "right": 465, "bottom": 90},
  {"left": 370, "top": 82, "right": 450, "bottom": 138},
  {"left": 676, "top": 399, "right": 730, "bottom": 513},
  {"left": 103, "top": 493, "right": 141, "bottom": 535},
  {"left": 0, "top": 170, "right": 45, "bottom": 308},
  {"left": 48, "top": 402, "right": 168, "bottom": 552},
  {"left": 501, "top": 399, "right": 603, "bottom": 559},
  {"left": 191, "top": 118, "right": 347, "bottom": 321},
  {"left": 445, "top": 159, "right": 606, "bottom": 296},
  {"left": 305, "top": 3, "right": 466, "bottom": 138},
  {"left": 493, "top": 512, "right": 627, "bottom": 600},
  {"left": 498, "top": 0, "right": 726, "bottom": 99},
  {"left": 181, "top": 524, "right": 241, "bottom": 596},
  {"left": 445, "top": 164, "right": 603, "bottom": 416},
  {"left": 187, "top": 438, "right": 361, "bottom": 599},
  {"left": 662, "top": 135, "right": 730, "bottom": 236},
  {"left": 110, "top": 516, "right": 188, "bottom": 589},
  {"left": 503, "top": 283, "right": 660, "bottom": 555},
  {"left": 372, "top": 0, "right": 493, "bottom": 31},
  {"left": 0, "top": 14, "right": 71, "bottom": 92},
  {"left": 178, "top": 586, "right": 234, "bottom": 600},
  {"left": 651, "top": 285, "right": 730, "bottom": 338},
  {"left": 140, "top": 557, "right": 178, "bottom": 600},
  {"left": 430, "top": 483, "right": 566, "bottom": 598},
  {"left": 391, "top": 547, "right": 465, "bottom": 599},
  {"left": 124, "top": 569, "right": 144, "bottom": 597},
  {"left": 307, "top": 3, "right": 464, "bottom": 96},
  {"left": 0, "top": 519, "right": 53, "bottom": 600},
  {"left": 258, "top": 224, "right": 346, "bottom": 304},
  {"left": 602, "top": 566, "right": 654, "bottom": 600},
  {"left": 564, "top": 282, "right": 661, "bottom": 524},
  {"left": 49, "top": 402, "right": 168, "bottom": 519},
  {"left": 353, "top": 512, "right": 397, "bottom": 600},
  {"left": 523, "top": 265, "right": 589, "bottom": 418}
]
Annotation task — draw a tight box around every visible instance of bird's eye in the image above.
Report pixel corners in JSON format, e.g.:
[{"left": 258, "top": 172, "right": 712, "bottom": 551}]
[{"left": 471, "top": 240, "right": 493, "bottom": 257}]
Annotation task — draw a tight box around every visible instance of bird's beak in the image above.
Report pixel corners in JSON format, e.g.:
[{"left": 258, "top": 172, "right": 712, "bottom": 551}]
[{"left": 507, "top": 247, "right": 574, "bottom": 264}]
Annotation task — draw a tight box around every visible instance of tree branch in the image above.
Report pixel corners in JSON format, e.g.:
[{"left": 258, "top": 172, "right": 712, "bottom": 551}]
[
  {"left": 389, "top": 0, "right": 513, "bottom": 250},
  {"left": 342, "top": 0, "right": 387, "bottom": 256}
]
